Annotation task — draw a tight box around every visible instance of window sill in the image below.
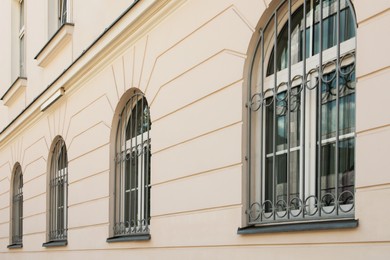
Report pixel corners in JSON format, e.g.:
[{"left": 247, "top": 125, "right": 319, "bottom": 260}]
[
  {"left": 1, "top": 77, "right": 27, "bottom": 106},
  {"left": 7, "top": 243, "right": 23, "bottom": 249},
  {"left": 106, "top": 233, "right": 151, "bottom": 243},
  {"left": 35, "top": 23, "right": 74, "bottom": 67},
  {"left": 42, "top": 239, "right": 68, "bottom": 247},
  {"left": 237, "top": 218, "right": 358, "bottom": 235}
]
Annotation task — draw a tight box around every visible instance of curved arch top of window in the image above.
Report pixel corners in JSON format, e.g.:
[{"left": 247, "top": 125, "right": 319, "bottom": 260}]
[
  {"left": 246, "top": 0, "right": 357, "bottom": 228},
  {"left": 266, "top": 0, "right": 356, "bottom": 76},
  {"left": 125, "top": 96, "right": 151, "bottom": 140}
]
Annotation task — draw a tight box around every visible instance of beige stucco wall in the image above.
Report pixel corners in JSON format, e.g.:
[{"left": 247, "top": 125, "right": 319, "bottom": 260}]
[{"left": 0, "top": 0, "right": 389, "bottom": 259}]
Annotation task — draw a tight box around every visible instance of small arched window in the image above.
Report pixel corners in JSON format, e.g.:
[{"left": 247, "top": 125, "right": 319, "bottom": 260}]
[
  {"left": 112, "top": 91, "right": 151, "bottom": 239},
  {"left": 8, "top": 163, "right": 23, "bottom": 248},
  {"left": 43, "top": 137, "right": 68, "bottom": 246},
  {"left": 246, "top": 0, "right": 356, "bottom": 226}
]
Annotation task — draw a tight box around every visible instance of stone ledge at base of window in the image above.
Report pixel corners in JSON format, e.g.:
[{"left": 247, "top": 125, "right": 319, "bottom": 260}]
[
  {"left": 106, "top": 233, "right": 151, "bottom": 243},
  {"left": 7, "top": 243, "right": 23, "bottom": 249},
  {"left": 42, "top": 239, "right": 68, "bottom": 247},
  {"left": 35, "top": 23, "right": 74, "bottom": 67},
  {"left": 237, "top": 219, "right": 358, "bottom": 235}
]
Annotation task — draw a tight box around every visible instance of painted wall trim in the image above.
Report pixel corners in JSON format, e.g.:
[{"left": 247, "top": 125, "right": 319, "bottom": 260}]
[{"left": 237, "top": 219, "right": 359, "bottom": 235}]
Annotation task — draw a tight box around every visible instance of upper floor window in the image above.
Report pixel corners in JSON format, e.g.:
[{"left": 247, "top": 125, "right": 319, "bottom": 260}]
[
  {"left": 43, "top": 137, "right": 68, "bottom": 247},
  {"left": 246, "top": 0, "right": 356, "bottom": 226},
  {"left": 8, "top": 163, "right": 23, "bottom": 248},
  {"left": 19, "top": 0, "right": 25, "bottom": 77},
  {"left": 110, "top": 91, "right": 151, "bottom": 241},
  {"left": 48, "top": 0, "right": 70, "bottom": 37}
]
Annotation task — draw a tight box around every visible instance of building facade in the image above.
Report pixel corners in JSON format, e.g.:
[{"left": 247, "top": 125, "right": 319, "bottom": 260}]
[{"left": 0, "top": 0, "right": 389, "bottom": 259}]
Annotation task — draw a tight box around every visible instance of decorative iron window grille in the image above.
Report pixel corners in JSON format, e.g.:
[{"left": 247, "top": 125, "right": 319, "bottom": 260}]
[
  {"left": 247, "top": 0, "right": 356, "bottom": 225},
  {"left": 48, "top": 137, "right": 68, "bottom": 241},
  {"left": 10, "top": 163, "right": 23, "bottom": 246},
  {"left": 113, "top": 92, "right": 151, "bottom": 237}
]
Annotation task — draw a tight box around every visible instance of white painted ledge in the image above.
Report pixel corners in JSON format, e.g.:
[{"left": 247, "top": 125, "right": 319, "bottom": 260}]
[
  {"left": 1, "top": 77, "right": 27, "bottom": 107},
  {"left": 35, "top": 23, "right": 74, "bottom": 67}
]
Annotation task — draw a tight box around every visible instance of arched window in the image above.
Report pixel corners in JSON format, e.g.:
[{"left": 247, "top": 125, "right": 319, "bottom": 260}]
[
  {"left": 8, "top": 163, "right": 23, "bottom": 248},
  {"left": 43, "top": 137, "right": 68, "bottom": 246},
  {"left": 246, "top": 0, "right": 356, "bottom": 226},
  {"left": 112, "top": 91, "right": 151, "bottom": 240}
]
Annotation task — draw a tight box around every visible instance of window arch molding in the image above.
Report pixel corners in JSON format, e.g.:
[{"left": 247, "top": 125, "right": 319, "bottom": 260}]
[
  {"left": 108, "top": 88, "right": 151, "bottom": 242},
  {"left": 242, "top": 0, "right": 357, "bottom": 230},
  {"left": 43, "top": 135, "right": 68, "bottom": 247},
  {"left": 8, "top": 162, "right": 23, "bottom": 248}
]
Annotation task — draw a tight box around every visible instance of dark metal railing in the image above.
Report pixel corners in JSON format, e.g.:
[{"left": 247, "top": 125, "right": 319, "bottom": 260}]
[
  {"left": 247, "top": 0, "right": 356, "bottom": 225},
  {"left": 11, "top": 163, "right": 23, "bottom": 245},
  {"left": 114, "top": 92, "right": 151, "bottom": 236},
  {"left": 48, "top": 138, "right": 68, "bottom": 241}
]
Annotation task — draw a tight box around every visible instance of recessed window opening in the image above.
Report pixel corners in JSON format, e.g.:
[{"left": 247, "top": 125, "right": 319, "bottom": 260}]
[
  {"left": 113, "top": 92, "right": 151, "bottom": 237},
  {"left": 247, "top": 0, "right": 356, "bottom": 225}
]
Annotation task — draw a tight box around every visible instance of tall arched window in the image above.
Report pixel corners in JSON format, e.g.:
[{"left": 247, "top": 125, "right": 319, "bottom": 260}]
[
  {"left": 111, "top": 91, "right": 151, "bottom": 240},
  {"left": 43, "top": 137, "right": 68, "bottom": 246},
  {"left": 8, "top": 163, "right": 23, "bottom": 248},
  {"left": 245, "top": 0, "right": 356, "bottom": 227}
]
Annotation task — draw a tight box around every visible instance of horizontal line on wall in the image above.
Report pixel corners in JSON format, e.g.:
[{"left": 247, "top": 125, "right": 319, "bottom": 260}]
[
  {"left": 68, "top": 122, "right": 110, "bottom": 152},
  {"left": 358, "top": 8, "right": 390, "bottom": 27},
  {"left": 68, "top": 169, "right": 109, "bottom": 186},
  {"left": 150, "top": 49, "right": 245, "bottom": 111},
  {"left": 153, "top": 121, "right": 242, "bottom": 155},
  {"left": 152, "top": 78, "right": 243, "bottom": 124},
  {"left": 0, "top": 205, "right": 9, "bottom": 211},
  {"left": 68, "top": 143, "right": 109, "bottom": 164},
  {"left": 2, "top": 240, "right": 390, "bottom": 254},
  {"left": 152, "top": 203, "right": 241, "bottom": 219},
  {"left": 152, "top": 163, "right": 242, "bottom": 187},
  {"left": 23, "top": 191, "right": 46, "bottom": 203},
  {"left": 145, "top": 4, "right": 243, "bottom": 96},
  {"left": 23, "top": 211, "right": 45, "bottom": 221},
  {"left": 18, "top": 230, "right": 45, "bottom": 238},
  {"left": 67, "top": 222, "right": 108, "bottom": 232},
  {"left": 24, "top": 171, "right": 46, "bottom": 186},
  {"left": 356, "top": 182, "right": 390, "bottom": 192},
  {"left": 356, "top": 123, "right": 390, "bottom": 135},
  {"left": 357, "top": 65, "right": 390, "bottom": 82},
  {"left": 0, "top": 189, "right": 9, "bottom": 197},
  {"left": 68, "top": 195, "right": 108, "bottom": 208}
]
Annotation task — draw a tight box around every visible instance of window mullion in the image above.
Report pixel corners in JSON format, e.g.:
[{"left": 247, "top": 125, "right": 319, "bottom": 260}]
[
  {"left": 124, "top": 99, "right": 129, "bottom": 232},
  {"left": 272, "top": 10, "right": 278, "bottom": 221},
  {"left": 259, "top": 30, "right": 265, "bottom": 224},
  {"left": 128, "top": 98, "right": 134, "bottom": 232},
  {"left": 317, "top": 0, "right": 324, "bottom": 217},
  {"left": 300, "top": 0, "right": 307, "bottom": 220},
  {"left": 334, "top": 0, "right": 341, "bottom": 216},
  {"left": 286, "top": 0, "right": 292, "bottom": 219},
  {"left": 139, "top": 97, "right": 145, "bottom": 230}
]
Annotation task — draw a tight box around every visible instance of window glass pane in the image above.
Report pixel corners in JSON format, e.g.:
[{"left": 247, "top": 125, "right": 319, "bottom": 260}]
[
  {"left": 19, "top": 0, "right": 24, "bottom": 29},
  {"left": 338, "top": 138, "right": 354, "bottom": 205},
  {"left": 60, "top": 0, "right": 68, "bottom": 24},
  {"left": 20, "top": 36, "right": 25, "bottom": 77}
]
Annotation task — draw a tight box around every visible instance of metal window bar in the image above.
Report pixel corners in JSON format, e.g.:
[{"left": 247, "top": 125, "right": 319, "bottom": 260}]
[
  {"left": 11, "top": 164, "right": 23, "bottom": 245},
  {"left": 114, "top": 93, "right": 151, "bottom": 236},
  {"left": 49, "top": 138, "right": 68, "bottom": 241},
  {"left": 247, "top": 0, "right": 356, "bottom": 225}
]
